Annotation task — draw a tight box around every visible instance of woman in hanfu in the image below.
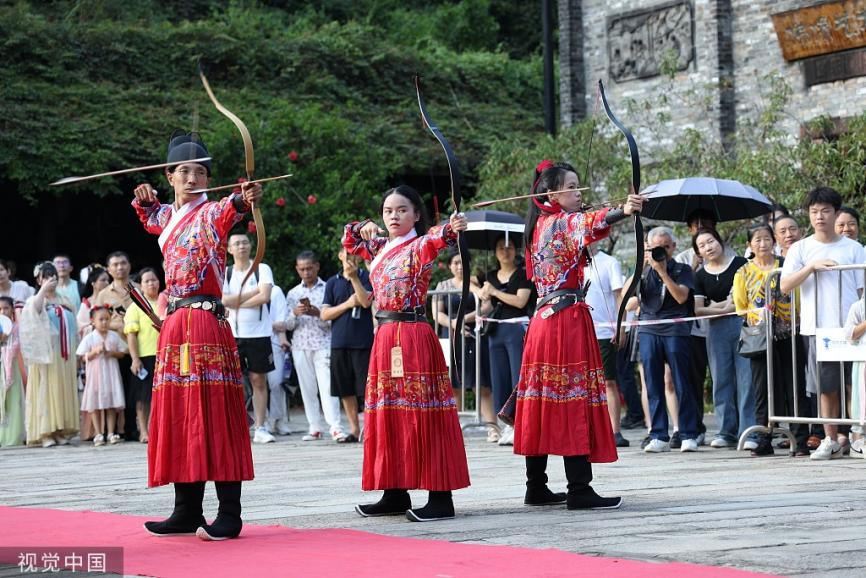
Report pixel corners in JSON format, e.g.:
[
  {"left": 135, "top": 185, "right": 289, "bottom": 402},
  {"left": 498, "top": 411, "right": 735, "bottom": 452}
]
[
  {"left": 514, "top": 161, "right": 643, "bottom": 510},
  {"left": 131, "top": 132, "right": 260, "bottom": 541},
  {"left": 0, "top": 296, "right": 26, "bottom": 447},
  {"left": 344, "top": 185, "right": 470, "bottom": 522},
  {"left": 19, "top": 262, "right": 80, "bottom": 447}
]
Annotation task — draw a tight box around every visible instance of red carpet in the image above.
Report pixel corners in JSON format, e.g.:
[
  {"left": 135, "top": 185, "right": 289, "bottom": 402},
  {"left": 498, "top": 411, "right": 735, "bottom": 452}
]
[{"left": 0, "top": 506, "right": 773, "bottom": 577}]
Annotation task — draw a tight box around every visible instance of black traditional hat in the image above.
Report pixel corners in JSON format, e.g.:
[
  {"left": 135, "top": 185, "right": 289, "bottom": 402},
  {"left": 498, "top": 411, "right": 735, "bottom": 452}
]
[{"left": 166, "top": 130, "right": 211, "bottom": 175}]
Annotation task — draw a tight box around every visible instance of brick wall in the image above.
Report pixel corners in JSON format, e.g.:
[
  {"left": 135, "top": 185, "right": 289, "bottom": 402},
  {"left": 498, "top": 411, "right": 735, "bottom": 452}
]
[{"left": 560, "top": 0, "right": 866, "bottom": 149}]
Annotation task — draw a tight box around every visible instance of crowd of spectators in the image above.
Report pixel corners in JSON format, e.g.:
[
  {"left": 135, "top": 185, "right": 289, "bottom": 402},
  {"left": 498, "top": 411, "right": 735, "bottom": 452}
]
[{"left": 2, "top": 185, "right": 865, "bottom": 463}]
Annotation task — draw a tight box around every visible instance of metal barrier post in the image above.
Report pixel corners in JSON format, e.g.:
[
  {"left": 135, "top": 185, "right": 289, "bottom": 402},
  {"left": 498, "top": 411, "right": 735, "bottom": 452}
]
[
  {"left": 838, "top": 272, "right": 846, "bottom": 420},
  {"left": 426, "top": 288, "right": 487, "bottom": 431},
  {"left": 814, "top": 270, "right": 822, "bottom": 424},
  {"left": 460, "top": 297, "right": 486, "bottom": 431}
]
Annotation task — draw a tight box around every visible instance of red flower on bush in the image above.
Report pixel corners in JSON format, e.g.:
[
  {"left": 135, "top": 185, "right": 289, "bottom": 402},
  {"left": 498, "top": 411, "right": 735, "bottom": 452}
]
[
  {"left": 307, "top": 194, "right": 317, "bottom": 205},
  {"left": 275, "top": 197, "right": 286, "bottom": 207},
  {"left": 247, "top": 220, "right": 257, "bottom": 233},
  {"left": 237, "top": 177, "right": 248, "bottom": 183},
  {"left": 288, "top": 150, "right": 299, "bottom": 162}
]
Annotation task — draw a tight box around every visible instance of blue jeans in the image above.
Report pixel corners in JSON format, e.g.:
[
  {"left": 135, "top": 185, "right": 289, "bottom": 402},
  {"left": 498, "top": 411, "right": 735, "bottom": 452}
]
[
  {"left": 706, "top": 316, "right": 755, "bottom": 442},
  {"left": 488, "top": 322, "right": 526, "bottom": 411},
  {"left": 639, "top": 332, "right": 697, "bottom": 441}
]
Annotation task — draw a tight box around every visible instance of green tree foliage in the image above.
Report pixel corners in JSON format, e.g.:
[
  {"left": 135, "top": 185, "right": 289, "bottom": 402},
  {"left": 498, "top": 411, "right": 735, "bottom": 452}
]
[{"left": 2, "top": 0, "right": 543, "bottom": 287}]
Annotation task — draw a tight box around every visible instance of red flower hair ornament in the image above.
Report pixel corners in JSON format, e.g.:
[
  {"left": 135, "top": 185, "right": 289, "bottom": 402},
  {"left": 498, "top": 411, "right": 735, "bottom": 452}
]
[{"left": 531, "top": 159, "right": 561, "bottom": 214}]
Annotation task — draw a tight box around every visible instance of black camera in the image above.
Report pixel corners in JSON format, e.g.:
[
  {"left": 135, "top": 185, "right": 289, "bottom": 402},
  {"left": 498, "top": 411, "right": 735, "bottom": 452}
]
[{"left": 651, "top": 246, "right": 667, "bottom": 262}]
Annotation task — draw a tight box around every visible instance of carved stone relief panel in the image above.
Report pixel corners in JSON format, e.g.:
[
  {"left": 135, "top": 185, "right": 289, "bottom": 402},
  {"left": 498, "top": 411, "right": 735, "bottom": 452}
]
[{"left": 607, "top": 0, "right": 695, "bottom": 82}]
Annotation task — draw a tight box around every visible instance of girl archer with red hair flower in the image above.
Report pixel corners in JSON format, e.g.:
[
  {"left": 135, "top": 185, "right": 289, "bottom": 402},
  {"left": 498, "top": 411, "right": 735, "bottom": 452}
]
[{"left": 511, "top": 160, "right": 643, "bottom": 510}]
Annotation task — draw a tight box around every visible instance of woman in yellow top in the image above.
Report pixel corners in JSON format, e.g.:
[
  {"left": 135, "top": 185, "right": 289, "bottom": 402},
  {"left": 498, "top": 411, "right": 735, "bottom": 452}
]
[
  {"left": 733, "top": 224, "right": 808, "bottom": 456},
  {"left": 124, "top": 268, "right": 162, "bottom": 443}
]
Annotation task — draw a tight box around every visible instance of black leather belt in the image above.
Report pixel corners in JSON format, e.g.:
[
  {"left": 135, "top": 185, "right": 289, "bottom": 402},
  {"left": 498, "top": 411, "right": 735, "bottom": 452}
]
[
  {"left": 536, "top": 288, "right": 583, "bottom": 319},
  {"left": 375, "top": 307, "right": 426, "bottom": 324},
  {"left": 166, "top": 295, "right": 226, "bottom": 319}
]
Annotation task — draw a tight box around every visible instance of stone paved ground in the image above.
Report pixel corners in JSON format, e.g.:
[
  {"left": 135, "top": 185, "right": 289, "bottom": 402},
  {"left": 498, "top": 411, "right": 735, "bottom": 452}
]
[{"left": 2, "top": 411, "right": 865, "bottom": 577}]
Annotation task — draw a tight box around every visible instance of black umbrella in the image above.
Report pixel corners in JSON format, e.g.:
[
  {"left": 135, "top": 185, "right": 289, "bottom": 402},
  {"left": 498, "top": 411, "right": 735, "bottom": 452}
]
[
  {"left": 448, "top": 210, "right": 525, "bottom": 250},
  {"left": 641, "top": 177, "right": 774, "bottom": 222}
]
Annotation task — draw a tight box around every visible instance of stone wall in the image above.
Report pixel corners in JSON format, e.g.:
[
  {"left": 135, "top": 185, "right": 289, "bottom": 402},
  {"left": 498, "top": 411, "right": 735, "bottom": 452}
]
[
  {"left": 559, "top": 0, "right": 866, "bottom": 150},
  {"left": 733, "top": 0, "right": 866, "bottom": 138}
]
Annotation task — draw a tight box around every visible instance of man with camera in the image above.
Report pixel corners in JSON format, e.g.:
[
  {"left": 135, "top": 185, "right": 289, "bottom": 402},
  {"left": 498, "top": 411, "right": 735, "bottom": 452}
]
[{"left": 627, "top": 227, "right": 700, "bottom": 453}]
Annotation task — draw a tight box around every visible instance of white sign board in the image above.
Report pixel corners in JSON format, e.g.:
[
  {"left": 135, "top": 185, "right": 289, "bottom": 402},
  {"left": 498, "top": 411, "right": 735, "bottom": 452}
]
[
  {"left": 439, "top": 338, "right": 451, "bottom": 368},
  {"left": 815, "top": 328, "right": 866, "bottom": 362}
]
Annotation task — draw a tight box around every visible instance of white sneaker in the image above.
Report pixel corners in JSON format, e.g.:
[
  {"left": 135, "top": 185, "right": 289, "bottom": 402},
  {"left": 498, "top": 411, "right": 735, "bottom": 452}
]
[
  {"left": 486, "top": 426, "right": 501, "bottom": 443},
  {"left": 680, "top": 438, "right": 699, "bottom": 452},
  {"left": 851, "top": 438, "right": 865, "bottom": 458},
  {"left": 644, "top": 439, "right": 671, "bottom": 453},
  {"left": 253, "top": 426, "right": 276, "bottom": 444},
  {"left": 710, "top": 437, "right": 733, "bottom": 448},
  {"left": 301, "top": 432, "right": 323, "bottom": 441},
  {"left": 498, "top": 425, "right": 514, "bottom": 446},
  {"left": 810, "top": 436, "right": 843, "bottom": 460},
  {"left": 274, "top": 418, "right": 292, "bottom": 436},
  {"left": 743, "top": 440, "right": 758, "bottom": 451}
]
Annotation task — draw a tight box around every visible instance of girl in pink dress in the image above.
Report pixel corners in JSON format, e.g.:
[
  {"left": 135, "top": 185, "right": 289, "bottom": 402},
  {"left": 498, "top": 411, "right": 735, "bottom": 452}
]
[
  {"left": 76, "top": 306, "right": 127, "bottom": 446},
  {"left": 344, "top": 185, "right": 470, "bottom": 522}
]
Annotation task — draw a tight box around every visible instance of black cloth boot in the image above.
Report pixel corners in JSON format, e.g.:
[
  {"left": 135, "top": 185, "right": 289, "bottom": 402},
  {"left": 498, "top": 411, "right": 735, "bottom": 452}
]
[
  {"left": 406, "top": 491, "right": 454, "bottom": 522},
  {"left": 144, "top": 482, "right": 206, "bottom": 536},
  {"left": 196, "top": 482, "right": 243, "bottom": 541},
  {"left": 524, "top": 455, "right": 566, "bottom": 506},
  {"left": 564, "top": 456, "right": 622, "bottom": 510},
  {"left": 355, "top": 489, "right": 411, "bottom": 517},
  {"left": 751, "top": 432, "right": 774, "bottom": 457}
]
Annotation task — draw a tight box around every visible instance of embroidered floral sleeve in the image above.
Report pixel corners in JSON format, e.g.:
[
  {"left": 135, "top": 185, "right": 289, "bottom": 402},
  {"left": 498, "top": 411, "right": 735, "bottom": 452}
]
[
  {"left": 208, "top": 194, "right": 246, "bottom": 238},
  {"left": 415, "top": 224, "right": 457, "bottom": 265},
  {"left": 132, "top": 199, "right": 172, "bottom": 235},
  {"left": 565, "top": 208, "right": 611, "bottom": 246},
  {"left": 343, "top": 221, "right": 387, "bottom": 261}
]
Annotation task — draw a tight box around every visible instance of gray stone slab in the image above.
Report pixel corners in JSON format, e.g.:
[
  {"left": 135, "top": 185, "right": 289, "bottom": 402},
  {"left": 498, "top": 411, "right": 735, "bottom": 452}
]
[{"left": 2, "top": 410, "right": 865, "bottom": 576}]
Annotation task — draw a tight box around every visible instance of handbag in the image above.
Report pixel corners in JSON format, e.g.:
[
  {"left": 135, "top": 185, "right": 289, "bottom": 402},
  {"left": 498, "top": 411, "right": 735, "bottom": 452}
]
[
  {"left": 497, "top": 388, "right": 517, "bottom": 426},
  {"left": 737, "top": 322, "right": 767, "bottom": 358}
]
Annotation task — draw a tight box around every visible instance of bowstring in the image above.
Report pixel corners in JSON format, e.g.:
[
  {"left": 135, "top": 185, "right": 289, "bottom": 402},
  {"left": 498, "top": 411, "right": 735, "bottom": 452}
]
[{"left": 580, "top": 85, "right": 617, "bottom": 330}]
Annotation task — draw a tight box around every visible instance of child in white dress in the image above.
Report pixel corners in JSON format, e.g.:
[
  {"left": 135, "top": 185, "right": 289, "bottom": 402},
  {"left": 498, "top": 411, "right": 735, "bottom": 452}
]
[{"left": 76, "top": 306, "right": 127, "bottom": 446}]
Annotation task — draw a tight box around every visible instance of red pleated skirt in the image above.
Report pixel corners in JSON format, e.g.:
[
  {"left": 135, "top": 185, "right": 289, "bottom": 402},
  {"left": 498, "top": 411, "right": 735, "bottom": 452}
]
[
  {"left": 513, "top": 302, "right": 618, "bottom": 462},
  {"left": 147, "top": 308, "right": 254, "bottom": 487},
  {"left": 362, "top": 321, "right": 470, "bottom": 491}
]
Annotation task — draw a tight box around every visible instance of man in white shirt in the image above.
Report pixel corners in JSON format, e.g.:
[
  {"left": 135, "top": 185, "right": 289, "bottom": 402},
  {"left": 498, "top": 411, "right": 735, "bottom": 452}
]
[
  {"left": 584, "top": 246, "right": 628, "bottom": 447},
  {"left": 781, "top": 187, "right": 866, "bottom": 460},
  {"left": 286, "top": 251, "right": 345, "bottom": 441},
  {"left": 223, "top": 234, "right": 276, "bottom": 444},
  {"left": 266, "top": 284, "right": 291, "bottom": 435}
]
